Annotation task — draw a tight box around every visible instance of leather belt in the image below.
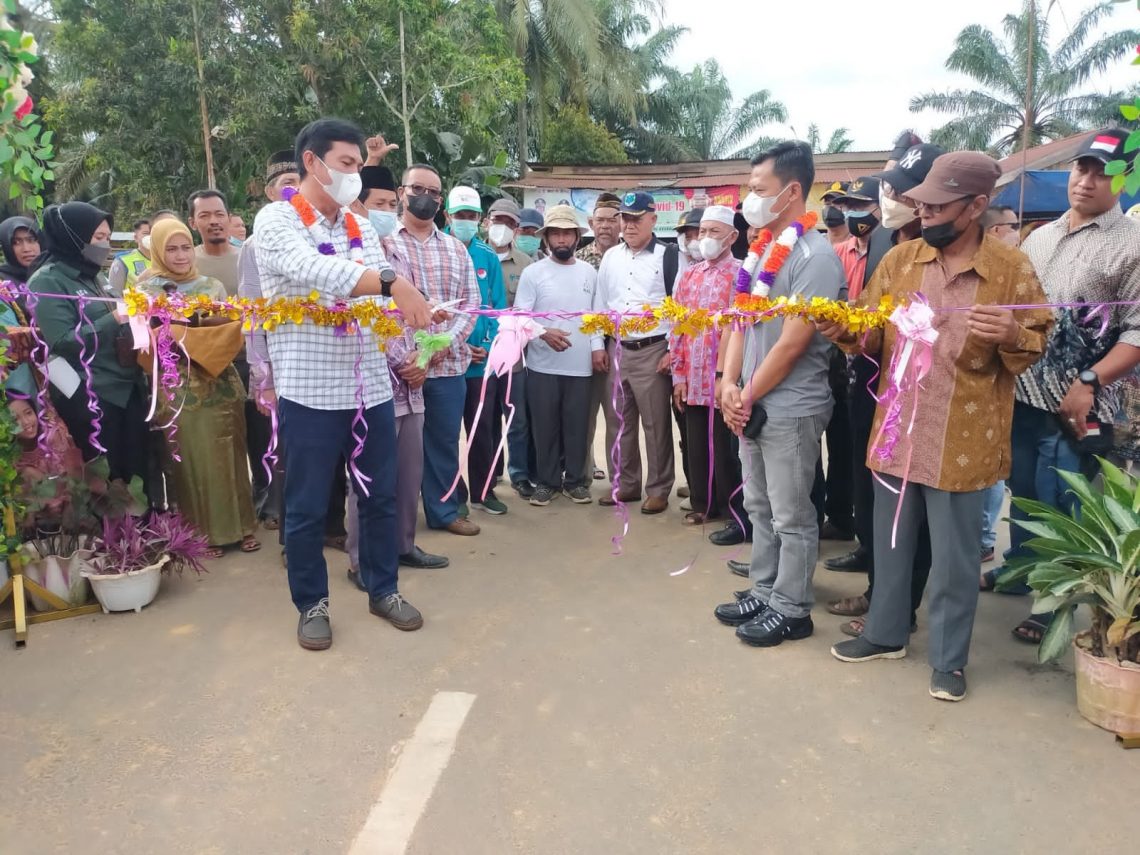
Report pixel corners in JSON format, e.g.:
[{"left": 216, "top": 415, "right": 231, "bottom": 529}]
[{"left": 620, "top": 334, "right": 667, "bottom": 350}]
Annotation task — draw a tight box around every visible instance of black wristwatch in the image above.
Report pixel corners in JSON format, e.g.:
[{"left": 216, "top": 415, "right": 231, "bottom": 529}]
[
  {"left": 1078, "top": 369, "right": 1101, "bottom": 392},
  {"left": 379, "top": 267, "right": 397, "bottom": 297}
]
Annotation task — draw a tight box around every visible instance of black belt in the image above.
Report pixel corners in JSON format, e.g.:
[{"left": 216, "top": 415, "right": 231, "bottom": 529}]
[{"left": 620, "top": 334, "right": 667, "bottom": 350}]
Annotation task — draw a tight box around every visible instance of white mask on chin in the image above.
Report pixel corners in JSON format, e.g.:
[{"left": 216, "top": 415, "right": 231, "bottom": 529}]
[{"left": 678, "top": 235, "right": 703, "bottom": 261}]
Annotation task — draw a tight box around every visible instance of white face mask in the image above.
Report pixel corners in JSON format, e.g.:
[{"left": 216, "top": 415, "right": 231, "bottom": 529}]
[
  {"left": 879, "top": 189, "right": 917, "bottom": 230},
  {"left": 317, "top": 156, "right": 363, "bottom": 207},
  {"left": 678, "top": 235, "right": 702, "bottom": 260},
  {"left": 141, "top": 234, "right": 152, "bottom": 253},
  {"left": 741, "top": 184, "right": 791, "bottom": 228},
  {"left": 368, "top": 209, "right": 398, "bottom": 238},
  {"left": 699, "top": 236, "right": 726, "bottom": 260},
  {"left": 488, "top": 223, "right": 515, "bottom": 248}
]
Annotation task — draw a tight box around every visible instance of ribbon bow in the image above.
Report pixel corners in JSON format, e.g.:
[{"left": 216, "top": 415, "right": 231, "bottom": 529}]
[{"left": 413, "top": 330, "right": 453, "bottom": 369}]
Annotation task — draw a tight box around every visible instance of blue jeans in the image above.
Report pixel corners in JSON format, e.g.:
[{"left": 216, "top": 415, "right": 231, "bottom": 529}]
[
  {"left": 278, "top": 398, "right": 398, "bottom": 611},
  {"left": 1008, "top": 402, "right": 1089, "bottom": 559},
  {"left": 980, "top": 481, "right": 1005, "bottom": 550},
  {"left": 422, "top": 375, "right": 467, "bottom": 528}
]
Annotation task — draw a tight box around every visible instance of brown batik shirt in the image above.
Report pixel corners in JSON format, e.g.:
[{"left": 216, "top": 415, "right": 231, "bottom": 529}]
[{"left": 843, "top": 234, "right": 1054, "bottom": 492}]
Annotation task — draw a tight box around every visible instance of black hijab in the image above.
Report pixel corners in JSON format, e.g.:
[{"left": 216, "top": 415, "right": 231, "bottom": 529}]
[
  {"left": 33, "top": 202, "right": 113, "bottom": 278},
  {"left": 0, "top": 216, "right": 39, "bottom": 283}
]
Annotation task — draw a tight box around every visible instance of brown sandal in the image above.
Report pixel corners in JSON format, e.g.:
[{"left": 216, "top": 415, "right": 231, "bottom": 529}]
[
  {"left": 240, "top": 536, "right": 261, "bottom": 553},
  {"left": 826, "top": 594, "right": 869, "bottom": 617},
  {"left": 840, "top": 617, "right": 865, "bottom": 637},
  {"left": 683, "top": 511, "right": 708, "bottom": 526}
]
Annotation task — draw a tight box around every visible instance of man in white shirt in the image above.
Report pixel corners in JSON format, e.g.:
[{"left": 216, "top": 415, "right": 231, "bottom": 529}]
[
  {"left": 591, "top": 191, "right": 676, "bottom": 514},
  {"left": 514, "top": 205, "right": 598, "bottom": 506},
  {"left": 254, "top": 118, "right": 434, "bottom": 651}
]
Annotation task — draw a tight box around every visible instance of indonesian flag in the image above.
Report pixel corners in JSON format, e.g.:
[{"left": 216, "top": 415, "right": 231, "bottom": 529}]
[{"left": 1090, "top": 135, "right": 1120, "bottom": 154}]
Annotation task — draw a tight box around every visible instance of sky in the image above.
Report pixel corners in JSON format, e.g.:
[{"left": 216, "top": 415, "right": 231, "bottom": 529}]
[{"left": 659, "top": 0, "right": 1139, "bottom": 152}]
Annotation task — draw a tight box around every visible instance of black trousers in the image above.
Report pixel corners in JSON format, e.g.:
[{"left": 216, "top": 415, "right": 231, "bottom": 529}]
[
  {"left": 527, "top": 370, "right": 591, "bottom": 490},
  {"left": 673, "top": 398, "right": 690, "bottom": 488},
  {"left": 684, "top": 404, "right": 744, "bottom": 521},
  {"left": 812, "top": 348, "right": 854, "bottom": 530},
  {"left": 52, "top": 383, "right": 148, "bottom": 489},
  {"left": 458, "top": 374, "right": 502, "bottom": 503}
]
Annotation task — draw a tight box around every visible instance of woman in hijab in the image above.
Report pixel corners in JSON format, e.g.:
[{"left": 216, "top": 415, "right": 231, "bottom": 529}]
[
  {"left": 140, "top": 218, "right": 259, "bottom": 557},
  {"left": 28, "top": 202, "right": 149, "bottom": 490},
  {"left": 0, "top": 216, "right": 40, "bottom": 396}
]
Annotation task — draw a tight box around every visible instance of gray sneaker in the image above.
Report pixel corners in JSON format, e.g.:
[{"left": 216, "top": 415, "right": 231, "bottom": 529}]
[
  {"left": 562, "top": 485, "right": 592, "bottom": 504},
  {"left": 297, "top": 598, "right": 332, "bottom": 650},
  {"left": 930, "top": 669, "right": 967, "bottom": 702},
  {"left": 830, "top": 635, "right": 906, "bottom": 663},
  {"left": 370, "top": 592, "right": 423, "bottom": 631},
  {"left": 530, "top": 485, "right": 556, "bottom": 506}
]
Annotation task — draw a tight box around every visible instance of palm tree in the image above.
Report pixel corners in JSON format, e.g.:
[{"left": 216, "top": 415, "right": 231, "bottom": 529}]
[
  {"left": 910, "top": 0, "right": 1140, "bottom": 154},
  {"left": 805, "top": 123, "right": 854, "bottom": 154},
  {"left": 639, "top": 59, "right": 787, "bottom": 161}
]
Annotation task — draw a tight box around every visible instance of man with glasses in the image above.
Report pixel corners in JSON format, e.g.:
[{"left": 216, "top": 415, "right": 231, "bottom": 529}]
[
  {"left": 578, "top": 192, "right": 622, "bottom": 481},
  {"left": 821, "top": 151, "right": 1052, "bottom": 701},
  {"left": 386, "top": 164, "right": 483, "bottom": 537},
  {"left": 981, "top": 205, "right": 1021, "bottom": 248},
  {"left": 591, "top": 191, "right": 676, "bottom": 514}
]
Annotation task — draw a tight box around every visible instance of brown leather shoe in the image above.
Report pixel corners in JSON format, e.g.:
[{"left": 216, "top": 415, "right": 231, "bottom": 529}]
[
  {"left": 445, "top": 517, "right": 481, "bottom": 536},
  {"left": 599, "top": 493, "right": 641, "bottom": 507},
  {"left": 641, "top": 496, "right": 668, "bottom": 514}
]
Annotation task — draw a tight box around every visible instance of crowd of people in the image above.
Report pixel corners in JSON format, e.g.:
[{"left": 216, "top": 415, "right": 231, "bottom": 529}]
[{"left": 1, "top": 118, "right": 1138, "bottom": 703}]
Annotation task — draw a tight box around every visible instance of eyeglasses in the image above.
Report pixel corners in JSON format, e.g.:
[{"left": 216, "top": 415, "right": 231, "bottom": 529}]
[
  {"left": 910, "top": 195, "right": 973, "bottom": 215},
  {"left": 993, "top": 220, "right": 1021, "bottom": 230},
  {"left": 403, "top": 184, "right": 442, "bottom": 201}
]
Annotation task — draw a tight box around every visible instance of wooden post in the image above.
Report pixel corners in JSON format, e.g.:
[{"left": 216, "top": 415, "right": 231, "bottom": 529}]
[{"left": 191, "top": 0, "right": 216, "bottom": 189}]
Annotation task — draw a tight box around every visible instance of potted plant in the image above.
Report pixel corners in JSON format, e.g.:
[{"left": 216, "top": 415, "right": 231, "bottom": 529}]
[
  {"left": 82, "top": 510, "right": 209, "bottom": 614},
  {"left": 999, "top": 457, "right": 1140, "bottom": 734}
]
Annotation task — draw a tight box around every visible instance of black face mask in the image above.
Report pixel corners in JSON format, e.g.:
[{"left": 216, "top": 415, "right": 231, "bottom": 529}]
[
  {"left": 551, "top": 245, "right": 575, "bottom": 261},
  {"left": 921, "top": 220, "right": 963, "bottom": 249},
  {"left": 404, "top": 193, "right": 440, "bottom": 222},
  {"left": 822, "top": 205, "right": 845, "bottom": 228},
  {"left": 81, "top": 242, "right": 112, "bottom": 267},
  {"left": 845, "top": 210, "right": 879, "bottom": 238}
]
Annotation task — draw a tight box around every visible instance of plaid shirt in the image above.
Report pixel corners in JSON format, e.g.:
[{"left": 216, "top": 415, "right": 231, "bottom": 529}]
[
  {"left": 253, "top": 199, "right": 392, "bottom": 410},
  {"left": 1016, "top": 207, "right": 1140, "bottom": 422},
  {"left": 238, "top": 235, "right": 273, "bottom": 397},
  {"left": 668, "top": 253, "right": 740, "bottom": 407},
  {"left": 383, "top": 223, "right": 479, "bottom": 379}
]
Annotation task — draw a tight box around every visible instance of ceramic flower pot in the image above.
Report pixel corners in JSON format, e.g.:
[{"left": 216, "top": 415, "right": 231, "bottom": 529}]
[
  {"left": 24, "top": 549, "right": 95, "bottom": 611},
  {"left": 82, "top": 555, "right": 169, "bottom": 614},
  {"left": 1074, "top": 633, "right": 1140, "bottom": 735}
]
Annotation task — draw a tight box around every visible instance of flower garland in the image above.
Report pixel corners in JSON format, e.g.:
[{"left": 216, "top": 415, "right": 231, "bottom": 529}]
[
  {"left": 734, "top": 211, "right": 819, "bottom": 298},
  {"left": 282, "top": 186, "right": 364, "bottom": 264}
]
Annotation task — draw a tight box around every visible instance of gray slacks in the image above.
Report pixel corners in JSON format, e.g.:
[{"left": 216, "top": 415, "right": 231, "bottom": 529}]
[
  {"left": 863, "top": 475, "right": 986, "bottom": 672},
  {"left": 602, "top": 339, "right": 675, "bottom": 499},
  {"left": 584, "top": 369, "right": 608, "bottom": 476},
  {"left": 743, "top": 410, "right": 830, "bottom": 619},
  {"left": 527, "top": 369, "right": 592, "bottom": 490}
]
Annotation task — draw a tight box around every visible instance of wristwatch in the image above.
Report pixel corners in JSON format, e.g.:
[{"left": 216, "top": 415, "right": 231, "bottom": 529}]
[
  {"left": 1078, "top": 369, "right": 1100, "bottom": 392},
  {"left": 379, "top": 267, "right": 397, "bottom": 297}
]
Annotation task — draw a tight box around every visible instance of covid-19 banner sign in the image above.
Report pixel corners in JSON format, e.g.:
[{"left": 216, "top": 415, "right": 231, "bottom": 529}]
[{"left": 523, "top": 186, "right": 743, "bottom": 236}]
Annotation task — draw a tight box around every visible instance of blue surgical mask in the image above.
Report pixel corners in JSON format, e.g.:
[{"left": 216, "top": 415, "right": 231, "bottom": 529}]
[
  {"left": 368, "top": 209, "right": 398, "bottom": 238},
  {"left": 451, "top": 220, "right": 478, "bottom": 243},
  {"left": 516, "top": 235, "right": 541, "bottom": 256}
]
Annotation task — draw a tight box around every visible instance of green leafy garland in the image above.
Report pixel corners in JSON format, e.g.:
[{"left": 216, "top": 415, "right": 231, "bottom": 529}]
[{"left": 1, "top": 0, "right": 53, "bottom": 215}]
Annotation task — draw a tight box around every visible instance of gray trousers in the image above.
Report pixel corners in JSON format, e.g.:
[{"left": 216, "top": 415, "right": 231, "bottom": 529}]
[
  {"left": 744, "top": 410, "right": 830, "bottom": 619},
  {"left": 527, "top": 370, "right": 592, "bottom": 490},
  {"left": 863, "top": 475, "right": 986, "bottom": 672},
  {"left": 584, "top": 369, "right": 608, "bottom": 475},
  {"left": 602, "top": 339, "right": 675, "bottom": 499},
  {"left": 347, "top": 411, "right": 424, "bottom": 568}
]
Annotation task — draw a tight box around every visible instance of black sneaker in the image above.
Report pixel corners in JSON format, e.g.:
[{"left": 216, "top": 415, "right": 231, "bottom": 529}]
[
  {"left": 727, "top": 558, "right": 749, "bottom": 577},
  {"left": 709, "top": 522, "right": 748, "bottom": 546},
  {"left": 830, "top": 635, "right": 906, "bottom": 663},
  {"left": 930, "top": 669, "right": 967, "bottom": 702},
  {"left": 512, "top": 480, "right": 536, "bottom": 499},
  {"left": 733, "top": 589, "right": 751, "bottom": 600},
  {"left": 714, "top": 595, "right": 766, "bottom": 626},
  {"left": 369, "top": 592, "right": 423, "bottom": 631},
  {"left": 736, "top": 608, "right": 813, "bottom": 646},
  {"left": 297, "top": 598, "right": 331, "bottom": 650}
]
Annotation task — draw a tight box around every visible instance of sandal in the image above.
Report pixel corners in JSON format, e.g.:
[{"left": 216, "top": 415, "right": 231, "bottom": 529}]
[
  {"left": 240, "top": 536, "right": 261, "bottom": 553},
  {"left": 840, "top": 617, "right": 865, "bottom": 637},
  {"left": 683, "top": 511, "right": 708, "bottom": 526},
  {"left": 261, "top": 516, "right": 280, "bottom": 531},
  {"left": 979, "top": 569, "right": 998, "bottom": 592},
  {"left": 205, "top": 546, "right": 224, "bottom": 560},
  {"left": 1012, "top": 616, "right": 1051, "bottom": 645},
  {"left": 827, "top": 594, "right": 869, "bottom": 617},
  {"left": 324, "top": 534, "right": 348, "bottom": 552}
]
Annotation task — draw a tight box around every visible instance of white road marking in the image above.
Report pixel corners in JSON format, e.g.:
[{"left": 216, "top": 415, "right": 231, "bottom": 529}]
[{"left": 348, "top": 691, "right": 477, "bottom": 855}]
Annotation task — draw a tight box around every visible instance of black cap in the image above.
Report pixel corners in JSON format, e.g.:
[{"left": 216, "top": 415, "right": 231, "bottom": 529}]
[
  {"left": 676, "top": 207, "right": 705, "bottom": 230},
  {"left": 821, "top": 181, "right": 849, "bottom": 203},
  {"left": 266, "top": 149, "right": 297, "bottom": 182},
  {"left": 361, "top": 165, "right": 396, "bottom": 191},
  {"left": 619, "top": 191, "right": 656, "bottom": 215},
  {"left": 1070, "top": 128, "right": 1135, "bottom": 166},
  {"left": 837, "top": 176, "right": 881, "bottom": 203},
  {"left": 888, "top": 130, "right": 924, "bottom": 162},
  {"left": 874, "top": 143, "right": 946, "bottom": 194}
]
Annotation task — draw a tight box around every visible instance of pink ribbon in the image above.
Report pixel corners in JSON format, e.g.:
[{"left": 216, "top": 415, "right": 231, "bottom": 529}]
[{"left": 607, "top": 318, "right": 630, "bottom": 554}]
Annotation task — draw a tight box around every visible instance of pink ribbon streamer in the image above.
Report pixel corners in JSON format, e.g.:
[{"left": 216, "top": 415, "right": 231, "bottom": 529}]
[
  {"left": 73, "top": 295, "right": 107, "bottom": 455},
  {"left": 348, "top": 328, "right": 372, "bottom": 498},
  {"left": 868, "top": 299, "right": 939, "bottom": 547},
  {"left": 607, "top": 317, "right": 630, "bottom": 555}
]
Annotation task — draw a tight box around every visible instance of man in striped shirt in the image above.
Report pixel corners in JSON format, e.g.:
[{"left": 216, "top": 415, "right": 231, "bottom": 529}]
[{"left": 254, "top": 118, "right": 434, "bottom": 651}]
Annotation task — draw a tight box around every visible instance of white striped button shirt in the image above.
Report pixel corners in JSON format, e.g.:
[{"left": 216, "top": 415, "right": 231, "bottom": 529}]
[
  {"left": 253, "top": 199, "right": 393, "bottom": 410},
  {"left": 383, "top": 224, "right": 479, "bottom": 379}
]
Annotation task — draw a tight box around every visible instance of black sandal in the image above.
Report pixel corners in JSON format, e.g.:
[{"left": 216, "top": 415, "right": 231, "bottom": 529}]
[{"left": 1011, "top": 616, "right": 1051, "bottom": 645}]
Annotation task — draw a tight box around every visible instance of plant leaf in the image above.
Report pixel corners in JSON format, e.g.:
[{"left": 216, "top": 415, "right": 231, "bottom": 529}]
[
  {"left": 1122, "top": 105, "right": 1140, "bottom": 121},
  {"left": 1107, "top": 615, "right": 1132, "bottom": 647},
  {"left": 1104, "top": 158, "right": 1128, "bottom": 175},
  {"left": 1038, "top": 605, "right": 1075, "bottom": 664},
  {"left": 1121, "top": 528, "right": 1140, "bottom": 571}
]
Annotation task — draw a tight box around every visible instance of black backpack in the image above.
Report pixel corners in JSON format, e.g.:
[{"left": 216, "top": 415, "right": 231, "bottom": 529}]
[{"left": 663, "top": 242, "right": 679, "bottom": 297}]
